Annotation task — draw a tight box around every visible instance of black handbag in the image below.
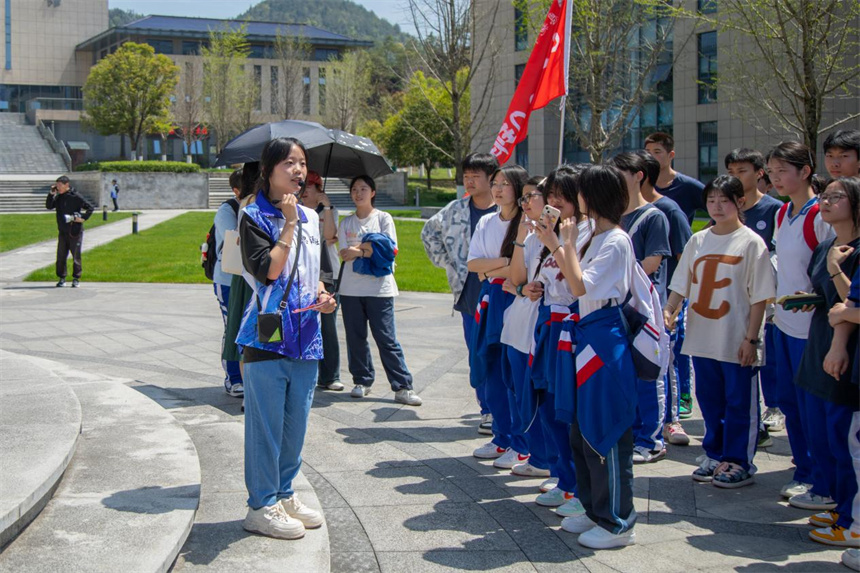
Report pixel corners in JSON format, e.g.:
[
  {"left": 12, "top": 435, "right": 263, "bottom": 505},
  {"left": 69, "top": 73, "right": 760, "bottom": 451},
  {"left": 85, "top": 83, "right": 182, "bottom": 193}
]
[{"left": 256, "top": 219, "right": 302, "bottom": 344}]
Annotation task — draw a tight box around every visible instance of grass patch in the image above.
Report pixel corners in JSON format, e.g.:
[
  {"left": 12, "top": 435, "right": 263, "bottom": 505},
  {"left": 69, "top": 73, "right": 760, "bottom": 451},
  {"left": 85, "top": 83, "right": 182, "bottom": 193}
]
[
  {"left": 406, "top": 183, "right": 457, "bottom": 207},
  {"left": 384, "top": 209, "right": 423, "bottom": 219},
  {"left": 23, "top": 212, "right": 452, "bottom": 293},
  {"left": 0, "top": 212, "right": 133, "bottom": 253},
  {"left": 691, "top": 218, "right": 708, "bottom": 233}
]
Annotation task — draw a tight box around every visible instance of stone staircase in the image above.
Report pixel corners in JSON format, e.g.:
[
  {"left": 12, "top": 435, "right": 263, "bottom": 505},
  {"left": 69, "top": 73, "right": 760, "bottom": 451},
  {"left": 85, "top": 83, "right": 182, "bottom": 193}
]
[
  {"left": 0, "top": 351, "right": 201, "bottom": 572},
  {"left": 0, "top": 114, "right": 67, "bottom": 175},
  {"left": 208, "top": 175, "right": 402, "bottom": 209},
  {"left": 0, "top": 178, "right": 56, "bottom": 213}
]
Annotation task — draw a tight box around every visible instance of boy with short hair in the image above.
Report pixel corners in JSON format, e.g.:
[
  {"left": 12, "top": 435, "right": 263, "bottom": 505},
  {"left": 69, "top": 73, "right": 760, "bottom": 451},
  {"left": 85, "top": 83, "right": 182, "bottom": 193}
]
[
  {"left": 725, "top": 148, "right": 784, "bottom": 443},
  {"left": 823, "top": 129, "right": 860, "bottom": 178},
  {"left": 608, "top": 152, "right": 671, "bottom": 463},
  {"left": 422, "top": 153, "right": 498, "bottom": 435},
  {"left": 645, "top": 132, "right": 706, "bottom": 225},
  {"left": 636, "top": 150, "right": 692, "bottom": 445}
]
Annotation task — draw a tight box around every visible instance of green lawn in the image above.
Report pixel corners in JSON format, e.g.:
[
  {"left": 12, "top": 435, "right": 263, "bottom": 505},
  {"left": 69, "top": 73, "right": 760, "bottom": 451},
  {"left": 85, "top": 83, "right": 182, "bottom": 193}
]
[
  {"left": 691, "top": 218, "right": 708, "bottom": 233},
  {"left": 24, "top": 212, "right": 451, "bottom": 293},
  {"left": 384, "top": 209, "right": 423, "bottom": 219},
  {"left": 0, "top": 212, "right": 133, "bottom": 253}
]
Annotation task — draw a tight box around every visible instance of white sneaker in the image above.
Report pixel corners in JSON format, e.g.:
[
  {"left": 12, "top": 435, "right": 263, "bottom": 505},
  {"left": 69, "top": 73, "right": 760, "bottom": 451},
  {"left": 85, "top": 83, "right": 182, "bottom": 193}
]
[
  {"left": 789, "top": 492, "right": 838, "bottom": 511},
  {"left": 577, "top": 526, "right": 636, "bottom": 549},
  {"left": 555, "top": 496, "right": 586, "bottom": 518},
  {"left": 473, "top": 441, "right": 506, "bottom": 459},
  {"left": 761, "top": 407, "right": 785, "bottom": 432},
  {"left": 279, "top": 494, "right": 323, "bottom": 529},
  {"left": 536, "top": 487, "right": 574, "bottom": 507},
  {"left": 394, "top": 389, "right": 423, "bottom": 406},
  {"left": 539, "top": 477, "right": 558, "bottom": 493},
  {"left": 243, "top": 504, "right": 305, "bottom": 540},
  {"left": 494, "top": 449, "right": 528, "bottom": 469},
  {"left": 351, "top": 384, "right": 370, "bottom": 398},
  {"left": 843, "top": 549, "right": 860, "bottom": 572},
  {"left": 632, "top": 445, "right": 666, "bottom": 464},
  {"left": 226, "top": 382, "right": 244, "bottom": 397},
  {"left": 478, "top": 413, "right": 493, "bottom": 435},
  {"left": 511, "top": 462, "right": 551, "bottom": 477},
  {"left": 780, "top": 480, "right": 811, "bottom": 499},
  {"left": 560, "top": 513, "right": 596, "bottom": 534}
]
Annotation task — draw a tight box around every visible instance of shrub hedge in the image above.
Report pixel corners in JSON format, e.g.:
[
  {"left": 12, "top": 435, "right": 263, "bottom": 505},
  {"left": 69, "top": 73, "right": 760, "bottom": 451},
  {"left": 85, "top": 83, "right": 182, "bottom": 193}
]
[{"left": 75, "top": 161, "right": 201, "bottom": 173}]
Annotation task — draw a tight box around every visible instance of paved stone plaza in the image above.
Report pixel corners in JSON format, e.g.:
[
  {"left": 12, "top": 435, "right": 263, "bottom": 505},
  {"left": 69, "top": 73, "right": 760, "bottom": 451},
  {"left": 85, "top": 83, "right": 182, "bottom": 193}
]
[{"left": 0, "top": 221, "right": 851, "bottom": 572}]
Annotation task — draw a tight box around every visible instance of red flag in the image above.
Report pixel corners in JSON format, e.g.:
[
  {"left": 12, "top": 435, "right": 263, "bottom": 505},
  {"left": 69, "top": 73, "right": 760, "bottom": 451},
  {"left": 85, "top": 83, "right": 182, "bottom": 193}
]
[{"left": 490, "top": 0, "right": 570, "bottom": 164}]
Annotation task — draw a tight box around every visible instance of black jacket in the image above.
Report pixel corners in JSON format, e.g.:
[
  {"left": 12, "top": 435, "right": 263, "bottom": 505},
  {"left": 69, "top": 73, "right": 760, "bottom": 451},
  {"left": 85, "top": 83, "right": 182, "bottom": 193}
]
[{"left": 46, "top": 188, "right": 94, "bottom": 234}]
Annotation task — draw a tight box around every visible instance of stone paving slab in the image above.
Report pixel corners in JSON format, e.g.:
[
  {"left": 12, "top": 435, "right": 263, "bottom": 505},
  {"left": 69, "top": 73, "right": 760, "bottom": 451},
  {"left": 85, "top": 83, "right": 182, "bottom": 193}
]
[{"left": 0, "top": 283, "right": 851, "bottom": 572}]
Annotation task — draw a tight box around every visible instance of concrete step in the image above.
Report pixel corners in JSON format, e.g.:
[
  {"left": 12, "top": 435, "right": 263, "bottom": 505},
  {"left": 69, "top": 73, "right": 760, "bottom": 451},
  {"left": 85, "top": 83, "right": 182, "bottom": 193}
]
[
  {"left": 0, "top": 351, "right": 82, "bottom": 549},
  {"left": 0, "top": 180, "right": 53, "bottom": 212},
  {"left": 0, "top": 113, "right": 27, "bottom": 126},
  {"left": 0, "top": 123, "right": 68, "bottom": 175},
  {"left": 0, "top": 355, "right": 201, "bottom": 573}
]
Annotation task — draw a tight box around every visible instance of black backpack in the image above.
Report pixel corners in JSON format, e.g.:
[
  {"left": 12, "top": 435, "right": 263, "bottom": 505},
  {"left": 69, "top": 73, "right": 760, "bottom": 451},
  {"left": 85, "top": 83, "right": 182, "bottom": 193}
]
[{"left": 201, "top": 198, "right": 240, "bottom": 280}]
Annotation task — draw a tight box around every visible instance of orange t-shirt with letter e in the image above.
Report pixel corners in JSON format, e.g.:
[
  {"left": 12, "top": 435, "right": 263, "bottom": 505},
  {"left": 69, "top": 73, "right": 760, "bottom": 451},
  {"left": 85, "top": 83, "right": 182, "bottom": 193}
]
[{"left": 669, "top": 226, "right": 776, "bottom": 366}]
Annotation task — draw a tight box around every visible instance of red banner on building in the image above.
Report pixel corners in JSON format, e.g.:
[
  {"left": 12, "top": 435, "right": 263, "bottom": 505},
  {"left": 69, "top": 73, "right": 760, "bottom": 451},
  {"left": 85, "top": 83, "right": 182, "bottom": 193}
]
[{"left": 490, "top": 0, "right": 570, "bottom": 164}]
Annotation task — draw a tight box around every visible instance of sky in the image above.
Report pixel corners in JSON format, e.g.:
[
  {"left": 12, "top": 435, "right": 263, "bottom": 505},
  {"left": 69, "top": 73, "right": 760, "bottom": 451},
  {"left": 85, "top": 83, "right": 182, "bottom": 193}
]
[{"left": 108, "top": 0, "right": 415, "bottom": 31}]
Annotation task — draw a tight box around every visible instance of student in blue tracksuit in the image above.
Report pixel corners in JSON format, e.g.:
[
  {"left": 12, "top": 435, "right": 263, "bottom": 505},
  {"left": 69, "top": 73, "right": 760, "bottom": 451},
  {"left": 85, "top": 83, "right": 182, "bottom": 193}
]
[
  {"left": 468, "top": 165, "right": 528, "bottom": 464},
  {"left": 555, "top": 164, "right": 639, "bottom": 550},
  {"left": 665, "top": 175, "right": 775, "bottom": 488}
]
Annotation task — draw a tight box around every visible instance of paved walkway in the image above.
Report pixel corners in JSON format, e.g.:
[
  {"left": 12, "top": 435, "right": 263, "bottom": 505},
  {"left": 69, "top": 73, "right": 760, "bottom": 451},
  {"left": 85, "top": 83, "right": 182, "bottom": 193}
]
[
  {"left": 0, "top": 210, "right": 184, "bottom": 282},
  {"left": 0, "top": 282, "right": 849, "bottom": 572}
]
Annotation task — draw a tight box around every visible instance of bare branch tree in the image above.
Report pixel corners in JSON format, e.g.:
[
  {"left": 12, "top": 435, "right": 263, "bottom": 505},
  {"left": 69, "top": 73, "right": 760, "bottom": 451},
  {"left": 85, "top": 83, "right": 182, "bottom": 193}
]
[
  {"left": 173, "top": 61, "right": 206, "bottom": 163},
  {"left": 272, "top": 30, "right": 311, "bottom": 119},
  {"left": 325, "top": 51, "right": 372, "bottom": 132}
]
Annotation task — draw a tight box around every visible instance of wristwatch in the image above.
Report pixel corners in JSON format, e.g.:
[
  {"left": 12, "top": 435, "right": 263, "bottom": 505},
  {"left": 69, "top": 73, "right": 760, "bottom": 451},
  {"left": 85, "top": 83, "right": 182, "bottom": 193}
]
[
  {"left": 516, "top": 284, "right": 525, "bottom": 297},
  {"left": 746, "top": 338, "right": 761, "bottom": 346}
]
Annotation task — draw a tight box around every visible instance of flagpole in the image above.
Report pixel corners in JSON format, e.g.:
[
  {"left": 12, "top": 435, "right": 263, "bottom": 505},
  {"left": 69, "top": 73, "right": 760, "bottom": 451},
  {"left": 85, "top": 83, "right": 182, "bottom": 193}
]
[
  {"left": 557, "top": 96, "right": 566, "bottom": 166},
  {"left": 558, "top": 0, "right": 572, "bottom": 167}
]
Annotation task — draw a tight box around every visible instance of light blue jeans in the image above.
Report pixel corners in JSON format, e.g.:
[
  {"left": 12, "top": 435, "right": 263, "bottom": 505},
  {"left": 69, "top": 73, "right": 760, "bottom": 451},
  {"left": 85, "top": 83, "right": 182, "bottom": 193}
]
[{"left": 244, "top": 356, "right": 318, "bottom": 509}]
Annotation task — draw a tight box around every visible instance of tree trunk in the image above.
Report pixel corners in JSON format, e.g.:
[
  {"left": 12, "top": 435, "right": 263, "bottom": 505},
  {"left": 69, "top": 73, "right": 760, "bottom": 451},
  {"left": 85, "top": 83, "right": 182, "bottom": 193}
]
[
  {"left": 187, "top": 155, "right": 193, "bottom": 164},
  {"left": 426, "top": 162, "right": 432, "bottom": 190}
]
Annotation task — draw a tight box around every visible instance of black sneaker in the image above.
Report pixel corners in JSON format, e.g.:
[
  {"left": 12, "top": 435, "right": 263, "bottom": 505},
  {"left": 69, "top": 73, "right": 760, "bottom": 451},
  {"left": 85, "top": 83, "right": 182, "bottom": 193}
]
[
  {"left": 56, "top": 279, "right": 65, "bottom": 287},
  {"left": 758, "top": 427, "right": 773, "bottom": 448},
  {"left": 71, "top": 279, "right": 80, "bottom": 288}
]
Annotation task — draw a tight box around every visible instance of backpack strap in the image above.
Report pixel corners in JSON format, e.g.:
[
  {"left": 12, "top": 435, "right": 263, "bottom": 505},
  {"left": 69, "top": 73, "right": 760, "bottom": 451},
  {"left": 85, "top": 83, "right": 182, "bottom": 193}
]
[
  {"left": 802, "top": 203, "right": 820, "bottom": 251},
  {"left": 627, "top": 205, "right": 660, "bottom": 238}
]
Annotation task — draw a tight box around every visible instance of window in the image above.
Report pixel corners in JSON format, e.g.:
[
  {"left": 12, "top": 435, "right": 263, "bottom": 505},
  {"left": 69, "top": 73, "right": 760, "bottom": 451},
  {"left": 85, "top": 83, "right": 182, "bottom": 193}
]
[
  {"left": 698, "top": 0, "right": 717, "bottom": 14},
  {"left": 314, "top": 48, "right": 339, "bottom": 62},
  {"left": 698, "top": 121, "right": 718, "bottom": 183},
  {"left": 253, "top": 65, "right": 262, "bottom": 111},
  {"left": 4, "top": 0, "right": 11, "bottom": 70},
  {"left": 302, "top": 67, "right": 311, "bottom": 115},
  {"left": 514, "top": 7, "right": 528, "bottom": 52},
  {"left": 516, "top": 137, "right": 529, "bottom": 171},
  {"left": 181, "top": 41, "right": 200, "bottom": 55},
  {"left": 697, "top": 31, "right": 717, "bottom": 104},
  {"left": 514, "top": 64, "right": 525, "bottom": 87},
  {"left": 249, "top": 45, "right": 272, "bottom": 59},
  {"left": 146, "top": 39, "right": 174, "bottom": 54},
  {"left": 318, "top": 68, "right": 326, "bottom": 115},
  {"left": 270, "top": 66, "right": 279, "bottom": 114}
]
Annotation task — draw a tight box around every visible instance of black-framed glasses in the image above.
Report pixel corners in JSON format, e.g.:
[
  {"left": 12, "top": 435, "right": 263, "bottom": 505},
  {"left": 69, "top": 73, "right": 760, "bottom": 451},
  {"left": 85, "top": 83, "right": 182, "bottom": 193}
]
[
  {"left": 819, "top": 192, "right": 847, "bottom": 204},
  {"left": 517, "top": 192, "right": 541, "bottom": 206}
]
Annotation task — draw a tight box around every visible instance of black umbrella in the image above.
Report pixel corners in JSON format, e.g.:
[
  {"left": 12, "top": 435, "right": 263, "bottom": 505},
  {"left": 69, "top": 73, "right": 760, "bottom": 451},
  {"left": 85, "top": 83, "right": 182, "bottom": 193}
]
[{"left": 213, "top": 120, "right": 393, "bottom": 179}]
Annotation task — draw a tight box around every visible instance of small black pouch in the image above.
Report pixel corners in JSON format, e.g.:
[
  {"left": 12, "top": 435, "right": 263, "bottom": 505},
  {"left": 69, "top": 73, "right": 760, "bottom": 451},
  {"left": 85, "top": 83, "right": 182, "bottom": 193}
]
[{"left": 256, "top": 219, "right": 302, "bottom": 344}]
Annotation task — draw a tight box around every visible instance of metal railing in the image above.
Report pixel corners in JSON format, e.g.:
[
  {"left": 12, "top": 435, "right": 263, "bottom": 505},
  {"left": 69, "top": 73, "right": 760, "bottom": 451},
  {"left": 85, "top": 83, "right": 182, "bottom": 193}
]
[
  {"left": 36, "top": 119, "right": 72, "bottom": 171},
  {"left": 27, "top": 97, "right": 84, "bottom": 111}
]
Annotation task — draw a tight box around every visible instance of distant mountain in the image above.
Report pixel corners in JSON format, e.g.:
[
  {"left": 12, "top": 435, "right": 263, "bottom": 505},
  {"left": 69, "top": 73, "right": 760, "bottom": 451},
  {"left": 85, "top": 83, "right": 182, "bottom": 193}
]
[
  {"left": 109, "top": 8, "right": 142, "bottom": 27},
  {"left": 237, "top": 0, "right": 412, "bottom": 43}
]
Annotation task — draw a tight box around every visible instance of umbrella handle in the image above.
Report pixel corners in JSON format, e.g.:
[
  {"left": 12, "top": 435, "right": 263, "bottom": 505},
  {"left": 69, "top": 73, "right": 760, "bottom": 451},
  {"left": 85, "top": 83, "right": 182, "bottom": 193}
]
[{"left": 321, "top": 144, "right": 334, "bottom": 193}]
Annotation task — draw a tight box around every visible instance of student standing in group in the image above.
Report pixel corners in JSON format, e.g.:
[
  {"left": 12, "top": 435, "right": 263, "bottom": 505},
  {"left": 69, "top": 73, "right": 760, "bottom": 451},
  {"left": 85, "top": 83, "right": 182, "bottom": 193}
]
[
  {"left": 793, "top": 176, "right": 860, "bottom": 548},
  {"left": 645, "top": 132, "right": 706, "bottom": 225},
  {"left": 299, "top": 171, "right": 343, "bottom": 392},
  {"left": 664, "top": 175, "right": 775, "bottom": 488},
  {"left": 824, "top": 130, "right": 860, "bottom": 179},
  {"left": 636, "top": 149, "right": 693, "bottom": 445},
  {"left": 468, "top": 165, "right": 527, "bottom": 463},
  {"left": 338, "top": 175, "right": 422, "bottom": 406},
  {"left": 422, "top": 153, "right": 499, "bottom": 435},
  {"left": 768, "top": 141, "right": 836, "bottom": 509},
  {"left": 527, "top": 165, "right": 594, "bottom": 519},
  {"left": 608, "top": 152, "right": 670, "bottom": 463},
  {"left": 236, "top": 137, "right": 337, "bottom": 540},
  {"left": 554, "top": 164, "right": 638, "bottom": 549},
  {"left": 724, "top": 149, "right": 784, "bottom": 445}
]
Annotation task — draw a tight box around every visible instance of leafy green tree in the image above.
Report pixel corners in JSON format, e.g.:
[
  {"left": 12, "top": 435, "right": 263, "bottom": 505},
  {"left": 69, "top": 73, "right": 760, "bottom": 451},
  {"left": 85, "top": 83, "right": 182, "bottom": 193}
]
[
  {"left": 109, "top": 8, "right": 142, "bottom": 27},
  {"left": 82, "top": 42, "right": 179, "bottom": 161},
  {"left": 202, "top": 26, "right": 253, "bottom": 152}
]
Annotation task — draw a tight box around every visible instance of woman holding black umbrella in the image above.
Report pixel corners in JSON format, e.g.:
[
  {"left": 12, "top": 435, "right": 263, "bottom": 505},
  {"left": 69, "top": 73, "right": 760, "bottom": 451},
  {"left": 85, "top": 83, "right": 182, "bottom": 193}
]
[{"left": 235, "top": 137, "right": 337, "bottom": 540}]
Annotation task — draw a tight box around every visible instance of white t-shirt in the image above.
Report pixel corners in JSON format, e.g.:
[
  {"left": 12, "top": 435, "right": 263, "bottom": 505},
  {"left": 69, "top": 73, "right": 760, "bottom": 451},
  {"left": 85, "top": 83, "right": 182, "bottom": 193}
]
[
  {"left": 319, "top": 205, "right": 340, "bottom": 283},
  {"left": 669, "top": 226, "right": 776, "bottom": 366},
  {"left": 501, "top": 233, "right": 542, "bottom": 353},
  {"left": 337, "top": 210, "right": 399, "bottom": 297},
  {"left": 467, "top": 212, "right": 511, "bottom": 261},
  {"left": 772, "top": 198, "right": 834, "bottom": 339},
  {"left": 536, "top": 219, "right": 594, "bottom": 306},
  {"left": 579, "top": 228, "right": 635, "bottom": 318}
]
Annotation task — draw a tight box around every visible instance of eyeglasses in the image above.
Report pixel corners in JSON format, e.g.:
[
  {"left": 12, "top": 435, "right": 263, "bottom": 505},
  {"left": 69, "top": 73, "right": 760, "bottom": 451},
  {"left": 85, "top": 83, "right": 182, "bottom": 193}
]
[
  {"left": 819, "top": 192, "right": 847, "bottom": 204},
  {"left": 517, "top": 192, "right": 542, "bottom": 206},
  {"left": 491, "top": 181, "right": 512, "bottom": 189}
]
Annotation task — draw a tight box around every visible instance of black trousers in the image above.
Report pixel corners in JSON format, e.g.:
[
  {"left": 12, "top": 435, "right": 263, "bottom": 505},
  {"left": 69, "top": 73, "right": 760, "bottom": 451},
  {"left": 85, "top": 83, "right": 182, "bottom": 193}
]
[
  {"left": 56, "top": 230, "right": 83, "bottom": 279},
  {"left": 569, "top": 422, "right": 636, "bottom": 534},
  {"left": 112, "top": 197, "right": 119, "bottom": 210},
  {"left": 318, "top": 290, "right": 341, "bottom": 385}
]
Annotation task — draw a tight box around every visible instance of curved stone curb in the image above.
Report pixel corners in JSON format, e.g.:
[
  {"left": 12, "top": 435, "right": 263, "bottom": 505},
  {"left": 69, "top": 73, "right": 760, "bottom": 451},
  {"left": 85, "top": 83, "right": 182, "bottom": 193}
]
[{"left": 0, "top": 351, "right": 82, "bottom": 549}]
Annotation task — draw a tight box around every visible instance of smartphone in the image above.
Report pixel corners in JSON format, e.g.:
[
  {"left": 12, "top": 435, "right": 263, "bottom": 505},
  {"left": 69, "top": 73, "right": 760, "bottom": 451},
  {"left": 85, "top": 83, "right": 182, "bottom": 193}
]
[
  {"left": 541, "top": 205, "right": 561, "bottom": 228},
  {"left": 776, "top": 293, "right": 825, "bottom": 310}
]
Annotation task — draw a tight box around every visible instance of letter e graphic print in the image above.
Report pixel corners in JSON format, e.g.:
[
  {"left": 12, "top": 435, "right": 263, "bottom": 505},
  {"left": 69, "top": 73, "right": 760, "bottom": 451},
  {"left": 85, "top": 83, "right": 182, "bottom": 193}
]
[{"left": 690, "top": 254, "right": 743, "bottom": 320}]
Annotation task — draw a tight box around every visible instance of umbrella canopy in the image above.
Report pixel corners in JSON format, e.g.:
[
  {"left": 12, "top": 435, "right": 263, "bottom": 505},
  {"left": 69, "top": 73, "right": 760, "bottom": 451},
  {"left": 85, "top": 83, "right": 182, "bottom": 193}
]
[{"left": 214, "top": 120, "right": 393, "bottom": 179}]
